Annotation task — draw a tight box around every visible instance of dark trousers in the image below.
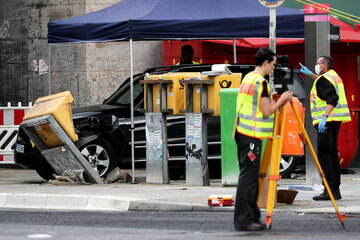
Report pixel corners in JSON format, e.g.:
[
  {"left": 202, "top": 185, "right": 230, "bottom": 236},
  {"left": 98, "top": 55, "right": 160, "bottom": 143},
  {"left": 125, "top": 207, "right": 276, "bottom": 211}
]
[
  {"left": 317, "top": 121, "right": 341, "bottom": 190},
  {"left": 234, "top": 132, "right": 262, "bottom": 229}
]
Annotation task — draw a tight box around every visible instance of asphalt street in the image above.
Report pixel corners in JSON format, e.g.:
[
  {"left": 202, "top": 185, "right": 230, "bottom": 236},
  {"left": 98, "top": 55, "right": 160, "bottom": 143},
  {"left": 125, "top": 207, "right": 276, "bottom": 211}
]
[
  {"left": 0, "top": 210, "right": 359, "bottom": 240},
  {"left": 1, "top": 166, "right": 360, "bottom": 240},
  {"left": 1, "top": 167, "right": 360, "bottom": 214}
]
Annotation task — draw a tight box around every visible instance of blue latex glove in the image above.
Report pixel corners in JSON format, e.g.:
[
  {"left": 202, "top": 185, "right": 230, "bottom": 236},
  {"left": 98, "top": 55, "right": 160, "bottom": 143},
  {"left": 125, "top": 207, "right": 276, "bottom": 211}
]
[
  {"left": 299, "top": 63, "right": 313, "bottom": 76},
  {"left": 318, "top": 118, "right": 327, "bottom": 133}
]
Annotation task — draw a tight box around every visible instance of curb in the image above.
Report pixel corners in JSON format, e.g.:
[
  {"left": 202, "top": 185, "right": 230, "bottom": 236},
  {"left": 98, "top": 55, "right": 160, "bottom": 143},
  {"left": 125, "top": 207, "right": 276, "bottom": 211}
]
[
  {"left": 129, "top": 200, "right": 234, "bottom": 212},
  {"left": 1, "top": 193, "right": 359, "bottom": 214},
  {"left": 0, "top": 193, "right": 235, "bottom": 212},
  {"left": 0, "top": 193, "right": 138, "bottom": 211}
]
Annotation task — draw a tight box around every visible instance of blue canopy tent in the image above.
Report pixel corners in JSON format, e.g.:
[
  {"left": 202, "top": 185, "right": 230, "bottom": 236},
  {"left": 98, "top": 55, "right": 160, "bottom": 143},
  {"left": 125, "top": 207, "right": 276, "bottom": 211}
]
[
  {"left": 48, "top": 0, "right": 304, "bottom": 43},
  {"left": 47, "top": 0, "right": 304, "bottom": 182}
]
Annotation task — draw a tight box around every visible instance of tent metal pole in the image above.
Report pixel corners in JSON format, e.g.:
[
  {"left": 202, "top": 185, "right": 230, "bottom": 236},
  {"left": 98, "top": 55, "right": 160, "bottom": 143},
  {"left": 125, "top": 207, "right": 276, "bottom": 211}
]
[
  {"left": 233, "top": 38, "right": 237, "bottom": 63},
  {"left": 48, "top": 44, "right": 51, "bottom": 95},
  {"left": 269, "top": 8, "right": 276, "bottom": 53},
  {"left": 269, "top": 7, "right": 276, "bottom": 92},
  {"left": 129, "top": 38, "right": 136, "bottom": 183}
]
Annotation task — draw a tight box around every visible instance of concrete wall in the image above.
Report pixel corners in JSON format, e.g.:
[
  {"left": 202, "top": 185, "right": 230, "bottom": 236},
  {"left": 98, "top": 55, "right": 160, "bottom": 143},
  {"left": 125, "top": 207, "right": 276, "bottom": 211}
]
[
  {"left": 0, "top": 0, "right": 29, "bottom": 104},
  {"left": 0, "top": 0, "right": 162, "bottom": 107},
  {"left": 84, "top": 41, "right": 162, "bottom": 105}
]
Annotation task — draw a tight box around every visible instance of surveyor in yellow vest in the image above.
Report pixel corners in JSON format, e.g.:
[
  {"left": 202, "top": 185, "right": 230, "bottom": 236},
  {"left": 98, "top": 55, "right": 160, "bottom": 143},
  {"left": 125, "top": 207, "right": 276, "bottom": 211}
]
[
  {"left": 300, "top": 56, "right": 351, "bottom": 201},
  {"left": 176, "top": 45, "right": 199, "bottom": 65},
  {"left": 233, "top": 47, "right": 293, "bottom": 232}
]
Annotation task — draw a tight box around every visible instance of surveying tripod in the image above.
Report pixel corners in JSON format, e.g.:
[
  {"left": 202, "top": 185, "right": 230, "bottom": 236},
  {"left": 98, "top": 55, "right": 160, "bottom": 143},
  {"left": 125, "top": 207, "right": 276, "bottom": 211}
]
[{"left": 258, "top": 100, "right": 346, "bottom": 229}]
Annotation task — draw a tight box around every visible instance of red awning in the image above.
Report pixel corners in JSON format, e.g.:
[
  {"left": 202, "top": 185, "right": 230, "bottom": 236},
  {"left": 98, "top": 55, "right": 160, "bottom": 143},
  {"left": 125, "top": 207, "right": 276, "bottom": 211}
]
[
  {"left": 204, "top": 17, "right": 360, "bottom": 48},
  {"left": 331, "top": 17, "right": 360, "bottom": 43},
  {"left": 204, "top": 38, "right": 303, "bottom": 48}
]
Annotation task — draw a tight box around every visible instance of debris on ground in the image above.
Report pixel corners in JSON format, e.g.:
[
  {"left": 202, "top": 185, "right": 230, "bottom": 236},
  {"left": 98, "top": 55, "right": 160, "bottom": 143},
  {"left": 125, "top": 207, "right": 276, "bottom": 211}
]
[
  {"left": 104, "top": 167, "right": 133, "bottom": 183},
  {"left": 47, "top": 170, "right": 89, "bottom": 185}
]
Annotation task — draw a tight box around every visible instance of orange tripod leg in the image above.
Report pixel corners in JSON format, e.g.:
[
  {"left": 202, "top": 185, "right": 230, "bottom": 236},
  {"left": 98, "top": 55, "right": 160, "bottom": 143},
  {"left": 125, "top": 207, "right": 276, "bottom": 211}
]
[
  {"left": 258, "top": 138, "right": 273, "bottom": 201},
  {"left": 265, "top": 105, "right": 287, "bottom": 229},
  {"left": 289, "top": 101, "right": 346, "bottom": 229}
]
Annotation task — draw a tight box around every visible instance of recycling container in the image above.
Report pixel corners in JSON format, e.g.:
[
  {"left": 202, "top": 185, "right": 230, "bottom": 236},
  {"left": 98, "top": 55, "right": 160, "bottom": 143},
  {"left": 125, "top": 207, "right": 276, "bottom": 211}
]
[
  {"left": 220, "top": 88, "right": 240, "bottom": 185},
  {"left": 281, "top": 98, "right": 305, "bottom": 156},
  {"left": 220, "top": 88, "right": 267, "bottom": 185}
]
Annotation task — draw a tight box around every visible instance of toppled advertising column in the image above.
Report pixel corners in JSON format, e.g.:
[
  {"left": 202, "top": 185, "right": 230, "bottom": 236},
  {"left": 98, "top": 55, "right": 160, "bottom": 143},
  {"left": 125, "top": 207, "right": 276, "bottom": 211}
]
[{"left": 20, "top": 91, "right": 102, "bottom": 184}]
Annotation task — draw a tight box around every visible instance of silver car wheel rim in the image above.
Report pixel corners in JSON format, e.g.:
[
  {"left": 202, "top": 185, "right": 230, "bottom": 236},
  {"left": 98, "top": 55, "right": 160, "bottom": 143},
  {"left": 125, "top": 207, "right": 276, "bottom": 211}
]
[
  {"left": 81, "top": 144, "right": 110, "bottom": 177},
  {"left": 280, "top": 156, "right": 294, "bottom": 174}
]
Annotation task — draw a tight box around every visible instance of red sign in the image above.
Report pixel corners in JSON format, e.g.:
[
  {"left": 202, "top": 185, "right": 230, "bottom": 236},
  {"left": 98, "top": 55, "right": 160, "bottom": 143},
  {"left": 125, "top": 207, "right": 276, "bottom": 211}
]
[{"left": 304, "top": 4, "right": 330, "bottom": 14}]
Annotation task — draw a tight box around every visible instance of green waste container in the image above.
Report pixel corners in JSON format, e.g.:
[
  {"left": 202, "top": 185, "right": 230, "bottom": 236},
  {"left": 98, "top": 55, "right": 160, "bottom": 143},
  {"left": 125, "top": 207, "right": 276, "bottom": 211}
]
[
  {"left": 220, "top": 89, "right": 266, "bottom": 185},
  {"left": 220, "top": 88, "right": 240, "bottom": 185}
]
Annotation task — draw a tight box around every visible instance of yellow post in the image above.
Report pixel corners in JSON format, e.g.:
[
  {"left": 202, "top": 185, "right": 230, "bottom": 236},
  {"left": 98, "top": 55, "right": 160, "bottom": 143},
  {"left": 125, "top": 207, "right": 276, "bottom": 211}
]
[
  {"left": 265, "top": 105, "right": 287, "bottom": 228},
  {"left": 258, "top": 139, "right": 273, "bottom": 199}
]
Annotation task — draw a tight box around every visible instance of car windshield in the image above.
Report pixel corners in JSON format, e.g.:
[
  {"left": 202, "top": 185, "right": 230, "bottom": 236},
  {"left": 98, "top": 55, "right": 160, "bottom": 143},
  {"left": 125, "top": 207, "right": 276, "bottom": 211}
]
[{"left": 112, "top": 80, "right": 144, "bottom": 106}]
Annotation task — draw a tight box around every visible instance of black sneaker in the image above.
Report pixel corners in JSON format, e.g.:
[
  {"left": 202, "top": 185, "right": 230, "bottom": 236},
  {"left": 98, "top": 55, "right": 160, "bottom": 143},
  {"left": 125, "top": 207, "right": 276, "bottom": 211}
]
[
  {"left": 313, "top": 191, "right": 330, "bottom": 201},
  {"left": 334, "top": 189, "right": 342, "bottom": 200},
  {"left": 257, "top": 220, "right": 267, "bottom": 229},
  {"left": 239, "top": 222, "right": 266, "bottom": 231},
  {"left": 313, "top": 189, "right": 342, "bottom": 201}
]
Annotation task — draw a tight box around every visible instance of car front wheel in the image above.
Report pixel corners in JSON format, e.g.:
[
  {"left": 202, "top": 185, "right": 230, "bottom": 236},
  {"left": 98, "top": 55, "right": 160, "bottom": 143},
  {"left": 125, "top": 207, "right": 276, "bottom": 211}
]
[
  {"left": 80, "top": 138, "right": 117, "bottom": 178},
  {"left": 279, "top": 156, "right": 300, "bottom": 179}
]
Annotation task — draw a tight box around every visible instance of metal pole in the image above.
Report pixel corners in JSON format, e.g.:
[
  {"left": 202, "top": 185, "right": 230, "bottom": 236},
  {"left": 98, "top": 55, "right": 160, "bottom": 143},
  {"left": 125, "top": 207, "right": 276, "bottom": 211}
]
[
  {"left": 129, "top": 39, "right": 136, "bottom": 183},
  {"left": 304, "top": 11, "right": 330, "bottom": 187},
  {"left": 160, "top": 83, "right": 169, "bottom": 184},
  {"left": 48, "top": 45, "right": 51, "bottom": 95},
  {"left": 233, "top": 38, "right": 237, "bottom": 63},
  {"left": 269, "top": 7, "right": 276, "bottom": 52},
  {"left": 269, "top": 7, "right": 276, "bottom": 92}
]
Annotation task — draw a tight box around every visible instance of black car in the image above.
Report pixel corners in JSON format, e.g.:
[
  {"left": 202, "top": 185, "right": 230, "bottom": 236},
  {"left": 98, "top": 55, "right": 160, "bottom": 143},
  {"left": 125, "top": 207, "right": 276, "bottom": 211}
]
[{"left": 14, "top": 64, "right": 305, "bottom": 180}]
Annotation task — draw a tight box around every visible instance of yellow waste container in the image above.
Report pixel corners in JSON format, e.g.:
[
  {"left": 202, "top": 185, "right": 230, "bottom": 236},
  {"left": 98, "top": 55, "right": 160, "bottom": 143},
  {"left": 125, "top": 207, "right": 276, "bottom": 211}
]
[
  {"left": 192, "top": 73, "right": 242, "bottom": 116},
  {"left": 23, "top": 91, "right": 78, "bottom": 147},
  {"left": 144, "top": 73, "right": 200, "bottom": 115},
  {"left": 281, "top": 97, "right": 305, "bottom": 156}
]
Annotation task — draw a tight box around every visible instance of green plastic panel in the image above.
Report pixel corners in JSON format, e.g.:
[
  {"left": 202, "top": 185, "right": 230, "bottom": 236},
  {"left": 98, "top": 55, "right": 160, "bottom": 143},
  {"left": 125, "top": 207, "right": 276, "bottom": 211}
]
[{"left": 220, "top": 88, "right": 240, "bottom": 185}]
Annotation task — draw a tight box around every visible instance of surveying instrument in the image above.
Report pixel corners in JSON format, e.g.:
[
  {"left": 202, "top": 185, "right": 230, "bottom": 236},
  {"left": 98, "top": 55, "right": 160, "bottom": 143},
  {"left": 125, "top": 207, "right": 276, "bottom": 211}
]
[{"left": 259, "top": 97, "right": 346, "bottom": 229}]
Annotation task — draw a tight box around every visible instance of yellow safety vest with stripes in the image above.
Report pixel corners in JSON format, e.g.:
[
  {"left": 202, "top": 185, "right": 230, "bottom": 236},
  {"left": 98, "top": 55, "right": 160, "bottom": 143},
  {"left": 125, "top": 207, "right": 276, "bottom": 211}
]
[
  {"left": 176, "top": 61, "right": 199, "bottom": 65},
  {"left": 236, "top": 72, "right": 274, "bottom": 139},
  {"left": 310, "top": 70, "right": 351, "bottom": 125}
]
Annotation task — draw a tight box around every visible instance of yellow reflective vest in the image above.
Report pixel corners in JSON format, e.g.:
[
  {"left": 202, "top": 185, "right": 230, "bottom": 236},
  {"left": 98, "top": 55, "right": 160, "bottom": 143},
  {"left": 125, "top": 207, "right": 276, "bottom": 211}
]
[
  {"left": 310, "top": 70, "right": 351, "bottom": 125},
  {"left": 236, "top": 72, "right": 274, "bottom": 139},
  {"left": 176, "top": 61, "right": 199, "bottom": 65}
]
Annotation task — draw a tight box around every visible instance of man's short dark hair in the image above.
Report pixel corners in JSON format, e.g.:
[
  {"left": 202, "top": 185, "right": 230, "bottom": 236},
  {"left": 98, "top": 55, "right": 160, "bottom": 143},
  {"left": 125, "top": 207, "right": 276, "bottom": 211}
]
[
  {"left": 320, "top": 56, "right": 334, "bottom": 70},
  {"left": 255, "top": 47, "right": 276, "bottom": 66},
  {"left": 181, "top": 44, "right": 194, "bottom": 56}
]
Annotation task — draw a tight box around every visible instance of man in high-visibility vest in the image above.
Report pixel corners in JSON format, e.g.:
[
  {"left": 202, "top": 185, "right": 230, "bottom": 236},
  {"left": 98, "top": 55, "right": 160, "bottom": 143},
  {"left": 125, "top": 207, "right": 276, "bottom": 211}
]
[
  {"left": 176, "top": 44, "right": 199, "bottom": 65},
  {"left": 233, "top": 47, "right": 293, "bottom": 231},
  {"left": 300, "top": 56, "right": 351, "bottom": 201}
]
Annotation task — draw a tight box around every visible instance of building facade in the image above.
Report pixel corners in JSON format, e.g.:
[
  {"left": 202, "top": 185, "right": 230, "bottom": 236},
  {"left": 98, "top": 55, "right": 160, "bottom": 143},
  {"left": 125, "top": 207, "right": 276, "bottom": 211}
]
[{"left": 0, "top": 0, "right": 162, "bottom": 106}]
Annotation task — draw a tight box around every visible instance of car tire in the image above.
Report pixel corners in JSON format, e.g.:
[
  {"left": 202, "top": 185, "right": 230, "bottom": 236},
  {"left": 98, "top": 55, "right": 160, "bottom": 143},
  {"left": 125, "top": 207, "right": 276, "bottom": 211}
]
[
  {"left": 34, "top": 164, "right": 56, "bottom": 180},
  {"left": 279, "top": 156, "right": 300, "bottom": 179},
  {"left": 80, "top": 137, "right": 117, "bottom": 178}
]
